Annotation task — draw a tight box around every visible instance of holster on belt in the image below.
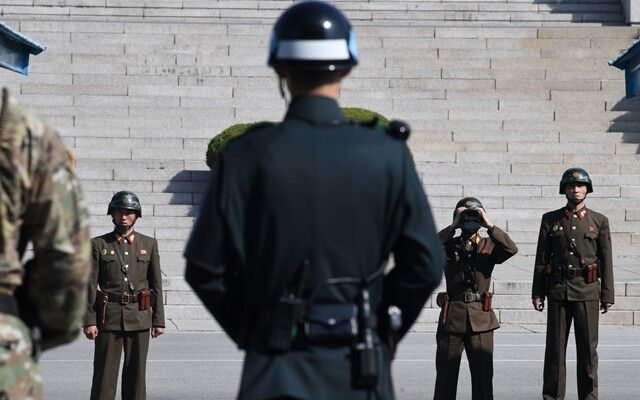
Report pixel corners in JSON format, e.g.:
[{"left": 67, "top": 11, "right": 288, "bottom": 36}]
[
  {"left": 138, "top": 289, "right": 151, "bottom": 311},
  {"left": 585, "top": 262, "right": 599, "bottom": 284},
  {"left": 96, "top": 290, "right": 109, "bottom": 326},
  {"left": 436, "top": 292, "right": 449, "bottom": 324},
  {"left": 481, "top": 291, "right": 493, "bottom": 312}
]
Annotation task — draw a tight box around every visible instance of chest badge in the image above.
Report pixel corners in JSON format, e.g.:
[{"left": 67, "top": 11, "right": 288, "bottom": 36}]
[
  {"left": 101, "top": 248, "right": 107, "bottom": 256},
  {"left": 140, "top": 249, "right": 147, "bottom": 255},
  {"left": 552, "top": 224, "right": 558, "bottom": 232}
]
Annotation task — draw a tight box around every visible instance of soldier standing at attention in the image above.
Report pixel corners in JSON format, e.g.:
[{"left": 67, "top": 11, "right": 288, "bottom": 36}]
[
  {"left": 532, "top": 167, "right": 614, "bottom": 400},
  {"left": 433, "top": 197, "right": 518, "bottom": 400},
  {"left": 0, "top": 22, "right": 91, "bottom": 399},
  {"left": 83, "top": 191, "right": 165, "bottom": 400},
  {"left": 184, "top": 1, "right": 444, "bottom": 399}
]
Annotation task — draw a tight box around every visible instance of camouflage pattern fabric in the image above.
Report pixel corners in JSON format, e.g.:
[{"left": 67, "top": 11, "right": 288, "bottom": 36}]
[
  {"left": 0, "top": 88, "right": 91, "bottom": 398},
  {"left": 0, "top": 314, "right": 42, "bottom": 399}
]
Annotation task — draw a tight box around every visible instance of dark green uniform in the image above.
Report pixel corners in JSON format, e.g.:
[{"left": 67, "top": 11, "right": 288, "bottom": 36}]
[
  {"left": 85, "top": 230, "right": 165, "bottom": 400},
  {"left": 532, "top": 207, "right": 614, "bottom": 400},
  {"left": 185, "top": 95, "right": 444, "bottom": 399},
  {"left": 434, "top": 226, "right": 517, "bottom": 400}
]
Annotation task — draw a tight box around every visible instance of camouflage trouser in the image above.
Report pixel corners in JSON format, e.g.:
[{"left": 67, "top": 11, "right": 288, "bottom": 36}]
[{"left": 0, "top": 313, "right": 42, "bottom": 400}]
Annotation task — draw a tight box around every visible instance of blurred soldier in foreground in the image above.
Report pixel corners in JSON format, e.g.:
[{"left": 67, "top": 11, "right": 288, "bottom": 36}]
[
  {"left": 83, "top": 191, "right": 165, "bottom": 400},
  {"left": 532, "top": 167, "right": 614, "bottom": 400},
  {"left": 184, "top": 1, "right": 444, "bottom": 399},
  {"left": 434, "top": 197, "right": 517, "bottom": 400},
  {"left": 0, "top": 21, "right": 91, "bottom": 399}
]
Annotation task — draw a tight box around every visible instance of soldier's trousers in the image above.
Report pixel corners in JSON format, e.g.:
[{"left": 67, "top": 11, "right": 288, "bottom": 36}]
[
  {"left": 543, "top": 299, "right": 599, "bottom": 400},
  {"left": 433, "top": 329, "right": 494, "bottom": 400},
  {"left": 90, "top": 329, "right": 150, "bottom": 400}
]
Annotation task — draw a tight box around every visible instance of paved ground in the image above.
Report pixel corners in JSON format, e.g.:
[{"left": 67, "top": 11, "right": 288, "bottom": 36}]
[{"left": 40, "top": 324, "right": 640, "bottom": 399}]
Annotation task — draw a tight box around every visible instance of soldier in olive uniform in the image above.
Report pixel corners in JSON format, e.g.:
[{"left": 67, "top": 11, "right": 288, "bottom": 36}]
[
  {"left": 532, "top": 167, "right": 614, "bottom": 400},
  {"left": 83, "top": 191, "right": 165, "bottom": 400},
  {"left": 0, "top": 25, "right": 91, "bottom": 399},
  {"left": 433, "top": 198, "right": 518, "bottom": 400},
  {"left": 184, "top": 2, "right": 444, "bottom": 399}
]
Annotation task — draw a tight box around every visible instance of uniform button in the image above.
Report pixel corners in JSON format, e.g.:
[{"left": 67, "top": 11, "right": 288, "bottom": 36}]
[
  {"left": 467, "top": 254, "right": 472, "bottom": 258},
  {"left": 572, "top": 238, "right": 576, "bottom": 241},
  {"left": 569, "top": 252, "right": 574, "bottom": 255},
  {"left": 124, "top": 277, "right": 128, "bottom": 281},
  {"left": 559, "top": 227, "right": 563, "bottom": 230},
  {"left": 568, "top": 265, "right": 572, "bottom": 268},
  {"left": 125, "top": 251, "right": 129, "bottom": 255},
  {"left": 572, "top": 226, "right": 576, "bottom": 230}
]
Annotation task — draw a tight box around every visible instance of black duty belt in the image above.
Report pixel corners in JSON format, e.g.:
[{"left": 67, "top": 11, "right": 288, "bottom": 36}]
[
  {"left": 107, "top": 292, "right": 138, "bottom": 304},
  {"left": 559, "top": 267, "right": 585, "bottom": 279},
  {"left": 448, "top": 292, "right": 482, "bottom": 303},
  {"left": 0, "top": 293, "right": 19, "bottom": 316}
]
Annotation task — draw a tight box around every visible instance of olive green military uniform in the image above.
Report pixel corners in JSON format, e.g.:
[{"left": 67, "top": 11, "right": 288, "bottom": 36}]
[
  {"left": 434, "top": 226, "right": 518, "bottom": 400},
  {"left": 85, "top": 230, "right": 165, "bottom": 400},
  {"left": 0, "top": 89, "right": 91, "bottom": 399},
  {"left": 532, "top": 207, "right": 614, "bottom": 400},
  {"left": 185, "top": 95, "right": 444, "bottom": 399}
]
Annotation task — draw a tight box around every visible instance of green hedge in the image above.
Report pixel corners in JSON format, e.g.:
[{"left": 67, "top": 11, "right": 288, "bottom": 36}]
[{"left": 206, "top": 107, "right": 391, "bottom": 169}]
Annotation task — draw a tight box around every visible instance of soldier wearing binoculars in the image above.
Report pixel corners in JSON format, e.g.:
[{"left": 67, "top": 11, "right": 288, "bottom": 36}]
[{"left": 434, "top": 197, "right": 518, "bottom": 400}]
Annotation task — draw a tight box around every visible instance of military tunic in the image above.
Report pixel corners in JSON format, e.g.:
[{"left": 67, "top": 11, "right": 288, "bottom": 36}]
[
  {"left": 0, "top": 89, "right": 91, "bottom": 399},
  {"left": 434, "top": 225, "right": 518, "bottom": 400},
  {"left": 85, "top": 230, "right": 165, "bottom": 400},
  {"left": 184, "top": 95, "right": 444, "bottom": 400},
  {"left": 532, "top": 206, "right": 614, "bottom": 400}
]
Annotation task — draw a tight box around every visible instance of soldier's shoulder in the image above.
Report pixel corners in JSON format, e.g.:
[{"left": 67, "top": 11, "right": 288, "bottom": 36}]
[
  {"left": 587, "top": 208, "right": 608, "bottom": 221},
  {"left": 135, "top": 231, "right": 156, "bottom": 244},
  {"left": 354, "top": 119, "right": 411, "bottom": 142},
  {"left": 91, "top": 233, "right": 112, "bottom": 244},
  {"left": 541, "top": 208, "right": 564, "bottom": 220}
]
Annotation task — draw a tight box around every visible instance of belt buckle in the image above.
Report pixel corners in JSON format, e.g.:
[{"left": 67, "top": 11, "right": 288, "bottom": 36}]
[
  {"left": 567, "top": 268, "right": 577, "bottom": 278},
  {"left": 464, "top": 292, "right": 474, "bottom": 303},
  {"left": 121, "top": 293, "right": 129, "bottom": 305}
]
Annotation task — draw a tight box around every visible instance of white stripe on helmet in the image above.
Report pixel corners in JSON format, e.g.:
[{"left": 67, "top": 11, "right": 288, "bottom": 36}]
[{"left": 276, "top": 39, "right": 350, "bottom": 60}]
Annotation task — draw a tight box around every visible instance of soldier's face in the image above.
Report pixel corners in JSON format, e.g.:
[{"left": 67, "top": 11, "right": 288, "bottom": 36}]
[
  {"left": 565, "top": 183, "right": 587, "bottom": 204},
  {"left": 112, "top": 208, "right": 137, "bottom": 226}
]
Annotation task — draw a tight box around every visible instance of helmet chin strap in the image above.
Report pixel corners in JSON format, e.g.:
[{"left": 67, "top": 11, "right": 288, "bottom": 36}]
[
  {"left": 566, "top": 194, "right": 586, "bottom": 206},
  {"left": 112, "top": 218, "right": 136, "bottom": 234}
]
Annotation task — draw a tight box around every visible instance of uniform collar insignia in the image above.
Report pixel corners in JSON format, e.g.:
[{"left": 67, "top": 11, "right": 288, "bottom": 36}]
[
  {"left": 565, "top": 208, "right": 587, "bottom": 220},
  {"left": 116, "top": 233, "right": 135, "bottom": 244}
]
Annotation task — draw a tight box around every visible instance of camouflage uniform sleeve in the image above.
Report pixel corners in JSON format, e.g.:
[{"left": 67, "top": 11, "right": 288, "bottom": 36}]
[{"left": 18, "top": 105, "right": 91, "bottom": 350}]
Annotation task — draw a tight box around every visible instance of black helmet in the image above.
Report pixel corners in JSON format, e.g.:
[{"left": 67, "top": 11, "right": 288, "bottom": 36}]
[
  {"left": 559, "top": 167, "right": 593, "bottom": 194},
  {"left": 268, "top": 1, "right": 358, "bottom": 71},
  {"left": 107, "top": 191, "right": 142, "bottom": 217},
  {"left": 454, "top": 197, "right": 484, "bottom": 216}
]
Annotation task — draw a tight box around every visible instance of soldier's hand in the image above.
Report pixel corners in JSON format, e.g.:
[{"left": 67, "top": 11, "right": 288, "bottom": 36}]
[
  {"left": 83, "top": 325, "right": 99, "bottom": 340},
  {"left": 532, "top": 297, "right": 544, "bottom": 312},
  {"left": 601, "top": 302, "right": 612, "bottom": 314},
  {"left": 477, "top": 207, "right": 494, "bottom": 230},
  {"left": 151, "top": 326, "right": 165, "bottom": 338},
  {"left": 451, "top": 206, "right": 466, "bottom": 230}
]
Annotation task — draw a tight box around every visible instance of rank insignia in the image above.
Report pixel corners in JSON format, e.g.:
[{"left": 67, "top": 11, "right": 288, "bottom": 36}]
[{"left": 101, "top": 248, "right": 107, "bottom": 256}]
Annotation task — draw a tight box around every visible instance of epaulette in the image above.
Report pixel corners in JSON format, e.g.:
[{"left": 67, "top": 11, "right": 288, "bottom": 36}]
[{"left": 359, "top": 118, "right": 411, "bottom": 141}]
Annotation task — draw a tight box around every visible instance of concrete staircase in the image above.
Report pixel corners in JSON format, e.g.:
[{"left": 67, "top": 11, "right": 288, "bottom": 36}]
[{"left": 1, "top": 0, "right": 639, "bottom": 327}]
